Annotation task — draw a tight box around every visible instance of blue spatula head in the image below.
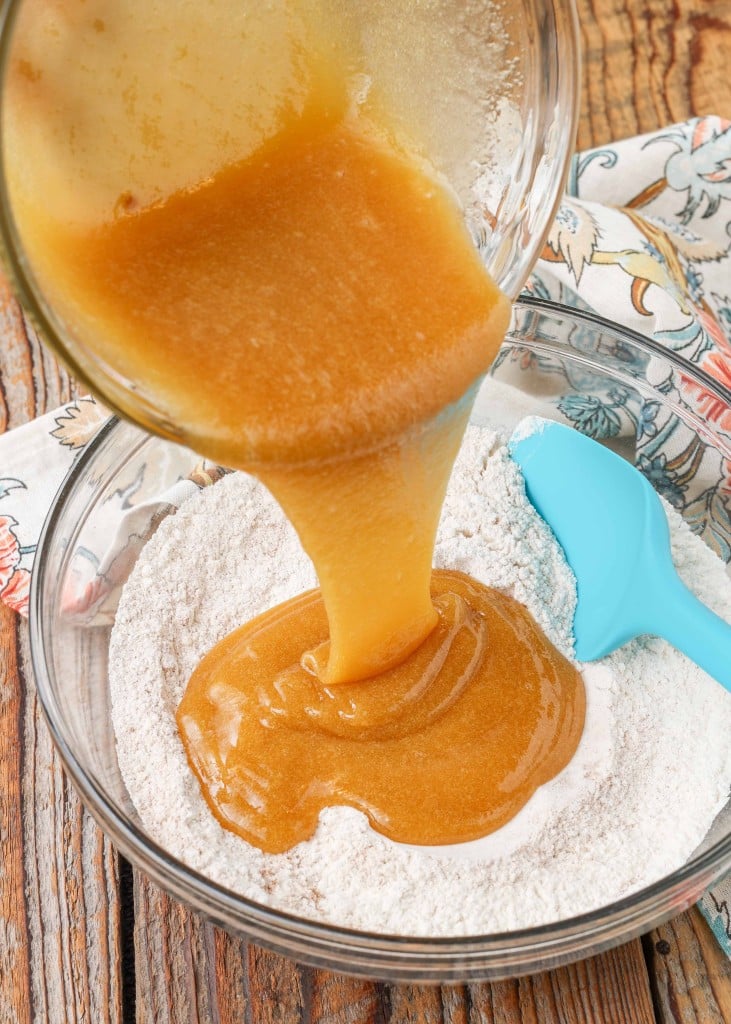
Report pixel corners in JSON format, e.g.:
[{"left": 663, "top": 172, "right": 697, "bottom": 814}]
[{"left": 509, "top": 418, "right": 680, "bottom": 661}]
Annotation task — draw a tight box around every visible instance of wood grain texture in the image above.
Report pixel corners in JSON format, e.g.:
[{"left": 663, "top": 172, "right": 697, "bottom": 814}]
[
  {"left": 0, "top": 603, "right": 32, "bottom": 1024},
  {"left": 646, "top": 908, "right": 731, "bottom": 1023},
  {"left": 0, "top": 283, "right": 123, "bottom": 1024},
  {"left": 467, "top": 941, "right": 655, "bottom": 1024},
  {"left": 130, "top": 920, "right": 656, "bottom": 1024},
  {"left": 17, "top": 625, "right": 123, "bottom": 1024},
  {"left": 574, "top": 0, "right": 731, "bottom": 150},
  {"left": 134, "top": 884, "right": 219, "bottom": 1024}
]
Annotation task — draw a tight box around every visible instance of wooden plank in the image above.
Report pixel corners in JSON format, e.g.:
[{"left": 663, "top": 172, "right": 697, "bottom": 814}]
[
  {"left": 464, "top": 940, "right": 654, "bottom": 1024},
  {"left": 0, "top": 604, "right": 33, "bottom": 1024},
  {"left": 133, "top": 883, "right": 216, "bottom": 1024},
  {"left": 0, "top": 279, "right": 123, "bottom": 1023},
  {"left": 17, "top": 624, "right": 123, "bottom": 1024},
  {"left": 212, "top": 926, "right": 249, "bottom": 1024},
  {"left": 134, "top": 879, "right": 274, "bottom": 1024},
  {"left": 574, "top": 0, "right": 731, "bottom": 151},
  {"left": 646, "top": 906, "right": 731, "bottom": 1023},
  {"left": 302, "top": 968, "right": 388, "bottom": 1024},
  {"left": 0, "top": 273, "right": 74, "bottom": 429},
  {"left": 132, "top": 912, "right": 655, "bottom": 1024},
  {"left": 245, "top": 945, "right": 305, "bottom": 1024}
]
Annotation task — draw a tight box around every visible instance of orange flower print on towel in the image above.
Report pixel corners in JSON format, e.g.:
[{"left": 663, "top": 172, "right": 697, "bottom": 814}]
[
  {"left": 0, "top": 514, "right": 29, "bottom": 614},
  {"left": 695, "top": 305, "right": 731, "bottom": 359},
  {"left": 2, "top": 567, "right": 30, "bottom": 615},
  {"left": 683, "top": 352, "right": 731, "bottom": 436}
]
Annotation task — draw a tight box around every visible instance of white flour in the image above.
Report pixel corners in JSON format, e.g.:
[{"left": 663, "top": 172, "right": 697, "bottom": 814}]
[{"left": 109, "top": 423, "right": 731, "bottom": 936}]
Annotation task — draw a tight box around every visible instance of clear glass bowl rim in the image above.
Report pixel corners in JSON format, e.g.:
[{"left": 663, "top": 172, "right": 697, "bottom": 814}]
[{"left": 27, "top": 296, "right": 731, "bottom": 981}]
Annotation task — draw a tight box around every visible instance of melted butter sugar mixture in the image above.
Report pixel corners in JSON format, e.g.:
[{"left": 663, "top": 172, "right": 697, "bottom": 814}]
[
  {"left": 20, "top": 77, "right": 585, "bottom": 852},
  {"left": 179, "top": 570, "right": 583, "bottom": 852}
]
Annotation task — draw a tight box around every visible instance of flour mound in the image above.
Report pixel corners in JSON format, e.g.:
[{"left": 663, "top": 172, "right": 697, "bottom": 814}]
[{"left": 109, "top": 425, "right": 731, "bottom": 936}]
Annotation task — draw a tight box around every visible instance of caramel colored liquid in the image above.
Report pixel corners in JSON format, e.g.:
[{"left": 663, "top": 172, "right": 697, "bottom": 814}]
[
  {"left": 32, "top": 100, "right": 510, "bottom": 469},
  {"left": 18, "top": 87, "right": 585, "bottom": 851},
  {"left": 32, "top": 103, "right": 513, "bottom": 684},
  {"left": 178, "top": 571, "right": 585, "bottom": 852}
]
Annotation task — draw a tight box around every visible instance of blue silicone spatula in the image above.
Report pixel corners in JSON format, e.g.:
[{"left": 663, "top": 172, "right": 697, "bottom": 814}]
[{"left": 509, "top": 418, "right": 731, "bottom": 690}]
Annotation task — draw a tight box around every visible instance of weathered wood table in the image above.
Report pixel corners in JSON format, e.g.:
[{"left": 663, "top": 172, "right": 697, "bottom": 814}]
[{"left": 2, "top": 0, "right": 731, "bottom": 1020}]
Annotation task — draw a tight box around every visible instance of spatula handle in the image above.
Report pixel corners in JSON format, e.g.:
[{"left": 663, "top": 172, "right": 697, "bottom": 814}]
[{"left": 658, "top": 577, "right": 731, "bottom": 692}]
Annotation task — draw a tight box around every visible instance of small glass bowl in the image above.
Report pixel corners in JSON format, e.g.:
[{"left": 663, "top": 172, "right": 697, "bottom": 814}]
[
  {"left": 0, "top": 0, "right": 578, "bottom": 451},
  {"left": 29, "top": 298, "right": 731, "bottom": 982}
]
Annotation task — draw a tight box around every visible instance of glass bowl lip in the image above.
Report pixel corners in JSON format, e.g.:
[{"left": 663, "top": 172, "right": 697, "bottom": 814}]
[
  {"left": 28, "top": 296, "right": 731, "bottom": 973},
  {"left": 517, "top": 295, "right": 731, "bottom": 410}
]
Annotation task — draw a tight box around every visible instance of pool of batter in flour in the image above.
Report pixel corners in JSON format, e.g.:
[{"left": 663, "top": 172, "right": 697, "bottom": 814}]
[{"left": 109, "top": 419, "right": 731, "bottom": 936}]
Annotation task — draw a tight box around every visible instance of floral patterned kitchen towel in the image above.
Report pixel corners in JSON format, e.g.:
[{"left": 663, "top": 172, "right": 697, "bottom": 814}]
[
  {"left": 0, "top": 396, "right": 224, "bottom": 619},
  {"left": 0, "top": 397, "right": 108, "bottom": 615},
  {"left": 500, "top": 114, "right": 731, "bottom": 565},
  {"left": 0, "top": 116, "right": 730, "bottom": 951}
]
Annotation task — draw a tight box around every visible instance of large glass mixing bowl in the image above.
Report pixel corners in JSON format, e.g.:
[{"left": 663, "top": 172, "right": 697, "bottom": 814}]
[
  {"left": 30, "top": 299, "right": 731, "bottom": 981},
  {"left": 0, "top": 0, "right": 578, "bottom": 450}
]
